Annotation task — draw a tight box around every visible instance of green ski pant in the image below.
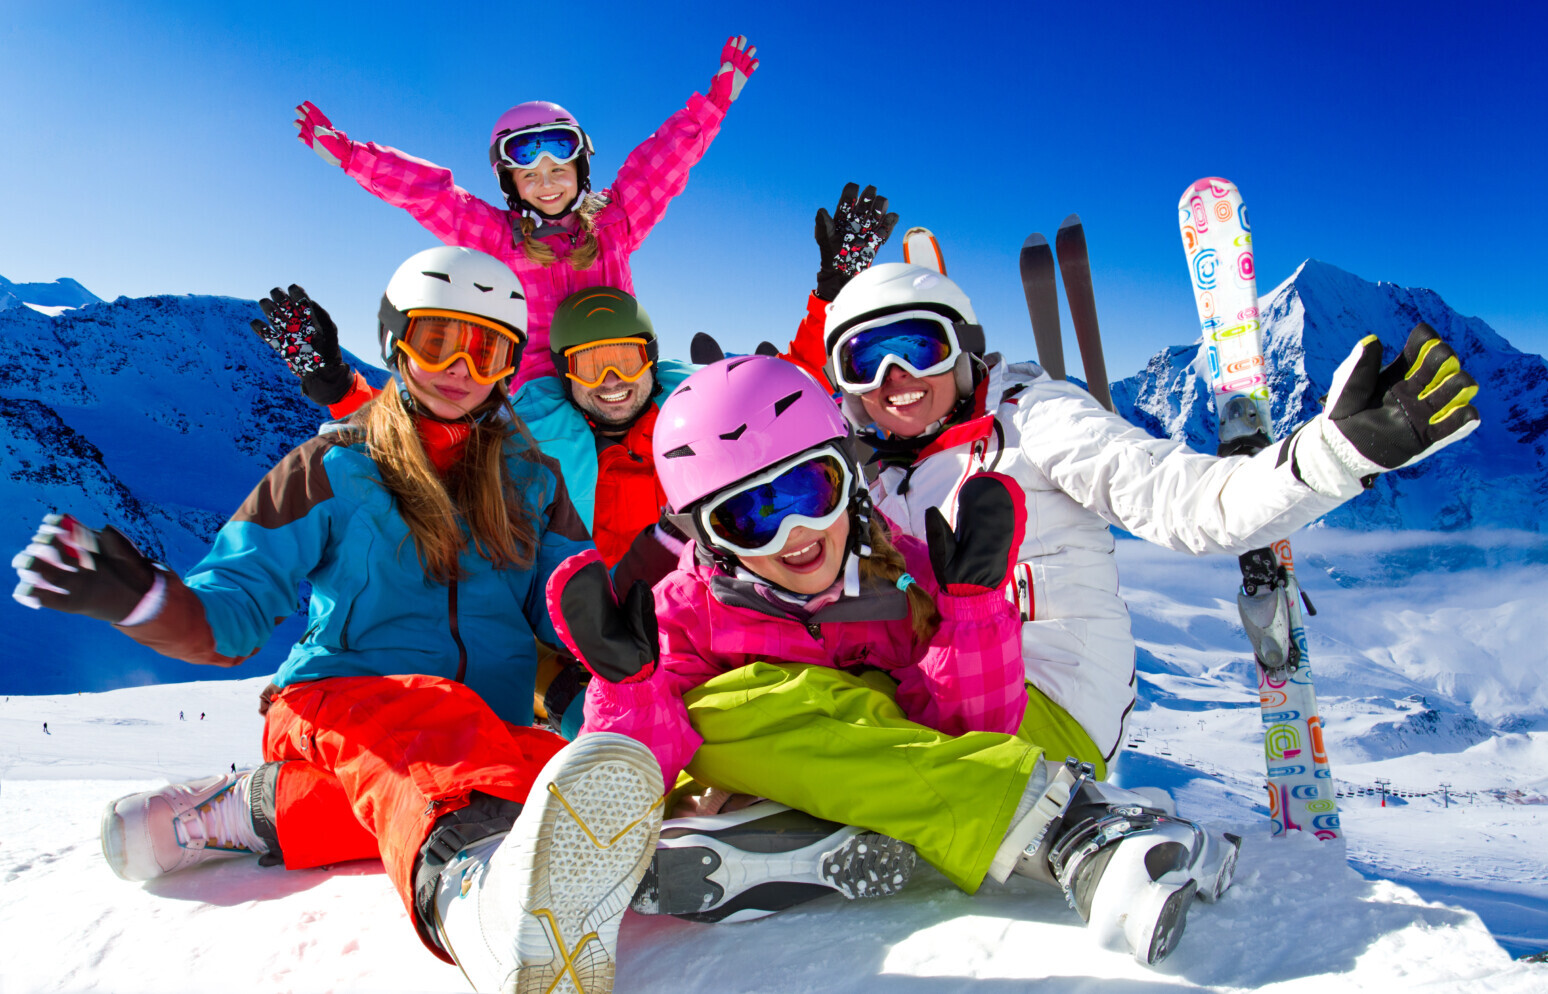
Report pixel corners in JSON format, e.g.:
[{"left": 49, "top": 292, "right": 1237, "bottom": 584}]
[{"left": 675, "top": 662, "right": 1103, "bottom": 893}]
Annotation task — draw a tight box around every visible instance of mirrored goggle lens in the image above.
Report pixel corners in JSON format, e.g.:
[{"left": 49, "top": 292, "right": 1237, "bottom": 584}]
[
  {"left": 565, "top": 340, "right": 652, "bottom": 388},
  {"left": 838, "top": 317, "right": 956, "bottom": 387},
  {"left": 401, "top": 315, "right": 519, "bottom": 382},
  {"left": 707, "top": 456, "right": 846, "bottom": 552},
  {"left": 499, "top": 127, "right": 583, "bottom": 168}
]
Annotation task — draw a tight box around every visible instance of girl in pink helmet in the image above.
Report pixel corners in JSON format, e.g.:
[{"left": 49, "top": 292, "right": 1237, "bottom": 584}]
[
  {"left": 293, "top": 35, "right": 757, "bottom": 391},
  {"left": 545, "top": 355, "right": 1037, "bottom": 911},
  {"left": 546, "top": 356, "right": 1243, "bottom": 964}
]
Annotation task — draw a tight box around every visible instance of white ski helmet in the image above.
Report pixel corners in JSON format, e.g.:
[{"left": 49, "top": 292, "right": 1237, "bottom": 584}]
[
  {"left": 377, "top": 246, "right": 529, "bottom": 367},
  {"left": 823, "top": 263, "right": 984, "bottom": 418}
]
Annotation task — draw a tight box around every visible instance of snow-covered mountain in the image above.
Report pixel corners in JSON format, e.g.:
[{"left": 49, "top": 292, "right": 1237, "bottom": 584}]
[
  {"left": 0, "top": 277, "right": 387, "bottom": 694},
  {"left": 1111, "top": 259, "right": 1548, "bottom": 533},
  {"left": 0, "top": 274, "right": 102, "bottom": 315}
]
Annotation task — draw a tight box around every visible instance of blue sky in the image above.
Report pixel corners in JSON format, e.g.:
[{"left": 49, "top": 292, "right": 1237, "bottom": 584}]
[{"left": 2, "top": 0, "right": 1543, "bottom": 378}]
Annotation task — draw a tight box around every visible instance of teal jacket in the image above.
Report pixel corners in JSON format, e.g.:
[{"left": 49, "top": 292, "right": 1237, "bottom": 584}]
[
  {"left": 512, "top": 359, "right": 695, "bottom": 532},
  {"left": 183, "top": 426, "right": 592, "bottom": 726}
]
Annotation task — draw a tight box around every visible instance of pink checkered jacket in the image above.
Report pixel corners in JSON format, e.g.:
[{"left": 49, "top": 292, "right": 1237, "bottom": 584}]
[
  {"left": 335, "top": 92, "right": 727, "bottom": 388},
  {"left": 579, "top": 530, "right": 1027, "bottom": 792}
]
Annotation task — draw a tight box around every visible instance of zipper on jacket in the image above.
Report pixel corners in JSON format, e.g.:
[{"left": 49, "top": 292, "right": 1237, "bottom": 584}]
[
  {"left": 448, "top": 579, "right": 468, "bottom": 684},
  {"left": 805, "top": 622, "right": 822, "bottom": 641}
]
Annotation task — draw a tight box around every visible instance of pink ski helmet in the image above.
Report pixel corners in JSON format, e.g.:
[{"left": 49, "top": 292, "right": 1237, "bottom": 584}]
[
  {"left": 655, "top": 356, "right": 850, "bottom": 515},
  {"left": 487, "top": 101, "right": 595, "bottom": 214}
]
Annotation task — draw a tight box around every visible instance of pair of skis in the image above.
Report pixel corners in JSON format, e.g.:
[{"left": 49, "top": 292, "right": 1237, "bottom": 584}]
[
  {"left": 1177, "top": 178, "right": 1340, "bottom": 841},
  {"left": 1018, "top": 216, "right": 1113, "bottom": 411}
]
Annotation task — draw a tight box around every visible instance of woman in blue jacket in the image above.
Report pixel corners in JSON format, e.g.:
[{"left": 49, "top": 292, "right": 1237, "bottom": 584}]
[{"left": 12, "top": 246, "right": 662, "bottom": 994}]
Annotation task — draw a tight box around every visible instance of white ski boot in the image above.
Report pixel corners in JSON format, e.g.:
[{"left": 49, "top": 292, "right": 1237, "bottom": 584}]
[
  {"left": 631, "top": 800, "right": 915, "bottom": 922},
  {"left": 992, "top": 759, "right": 1242, "bottom": 965},
  {"left": 101, "top": 769, "right": 276, "bottom": 881},
  {"left": 432, "top": 733, "right": 663, "bottom": 994}
]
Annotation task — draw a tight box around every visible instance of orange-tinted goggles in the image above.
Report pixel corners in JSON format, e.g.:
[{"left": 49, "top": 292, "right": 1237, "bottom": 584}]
[
  {"left": 395, "top": 310, "right": 523, "bottom": 385},
  {"left": 563, "top": 337, "right": 653, "bottom": 389}
]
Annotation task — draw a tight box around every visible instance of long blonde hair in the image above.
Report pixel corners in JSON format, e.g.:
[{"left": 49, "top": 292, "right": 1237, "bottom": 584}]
[
  {"left": 859, "top": 516, "right": 941, "bottom": 644},
  {"left": 354, "top": 378, "right": 539, "bottom": 583},
  {"left": 516, "top": 193, "right": 605, "bottom": 270}
]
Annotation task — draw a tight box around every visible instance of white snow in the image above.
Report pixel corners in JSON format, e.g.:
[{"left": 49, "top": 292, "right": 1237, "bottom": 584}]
[{"left": 4, "top": 532, "right": 1546, "bottom": 992}]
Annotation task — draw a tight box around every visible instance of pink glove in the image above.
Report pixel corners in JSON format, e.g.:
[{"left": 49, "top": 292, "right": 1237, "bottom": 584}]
[
  {"left": 293, "top": 101, "right": 352, "bottom": 169},
  {"left": 707, "top": 35, "right": 759, "bottom": 110}
]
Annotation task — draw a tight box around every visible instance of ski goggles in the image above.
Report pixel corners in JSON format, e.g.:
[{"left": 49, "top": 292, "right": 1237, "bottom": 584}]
[
  {"left": 492, "top": 125, "right": 587, "bottom": 170},
  {"left": 563, "top": 338, "right": 654, "bottom": 389},
  {"left": 395, "top": 310, "right": 523, "bottom": 385},
  {"left": 830, "top": 310, "right": 966, "bottom": 394},
  {"left": 697, "top": 446, "right": 854, "bottom": 558}
]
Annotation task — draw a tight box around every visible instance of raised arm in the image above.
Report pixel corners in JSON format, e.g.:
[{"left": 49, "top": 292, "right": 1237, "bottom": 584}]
[
  {"left": 294, "top": 101, "right": 513, "bottom": 259},
  {"left": 607, "top": 36, "right": 757, "bottom": 250}
]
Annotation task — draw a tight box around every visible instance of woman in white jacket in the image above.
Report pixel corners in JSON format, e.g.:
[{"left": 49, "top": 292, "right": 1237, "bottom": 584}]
[{"left": 819, "top": 263, "right": 1480, "bottom": 774}]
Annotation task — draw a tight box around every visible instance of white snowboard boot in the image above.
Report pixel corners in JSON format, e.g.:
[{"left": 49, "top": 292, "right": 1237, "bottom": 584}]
[
  {"left": 101, "top": 769, "right": 276, "bottom": 881},
  {"left": 990, "top": 758, "right": 1242, "bottom": 966},
  {"left": 432, "top": 733, "right": 663, "bottom": 994},
  {"left": 632, "top": 800, "right": 915, "bottom": 922}
]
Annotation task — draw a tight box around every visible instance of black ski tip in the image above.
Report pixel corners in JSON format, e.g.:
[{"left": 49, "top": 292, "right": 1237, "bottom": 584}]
[
  {"left": 1058, "top": 213, "right": 1083, "bottom": 231},
  {"left": 690, "top": 332, "right": 726, "bottom": 365}
]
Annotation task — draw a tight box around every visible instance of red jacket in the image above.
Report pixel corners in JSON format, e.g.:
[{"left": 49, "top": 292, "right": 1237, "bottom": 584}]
[{"left": 592, "top": 404, "right": 668, "bottom": 565}]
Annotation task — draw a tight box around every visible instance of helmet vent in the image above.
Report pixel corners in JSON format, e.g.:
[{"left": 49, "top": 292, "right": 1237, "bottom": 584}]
[
  {"left": 474, "top": 282, "right": 493, "bottom": 292},
  {"left": 772, "top": 391, "right": 803, "bottom": 416},
  {"left": 718, "top": 424, "right": 747, "bottom": 441},
  {"left": 510, "top": 290, "right": 524, "bottom": 300},
  {"left": 726, "top": 356, "right": 757, "bottom": 371},
  {"left": 422, "top": 271, "right": 452, "bottom": 283},
  {"left": 661, "top": 445, "right": 696, "bottom": 459}
]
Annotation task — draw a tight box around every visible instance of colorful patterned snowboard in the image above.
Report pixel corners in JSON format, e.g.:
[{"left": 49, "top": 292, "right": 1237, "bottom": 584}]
[{"left": 1178, "top": 177, "right": 1341, "bottom": 841}]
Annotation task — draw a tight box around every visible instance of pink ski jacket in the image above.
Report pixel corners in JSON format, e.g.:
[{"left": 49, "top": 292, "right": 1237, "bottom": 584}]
[
  {"left": 334, "top": 93, "right": 727, "bottom": 388},
  {"left": 576, "top": 530, "right": 1027, "bottom": 792}
]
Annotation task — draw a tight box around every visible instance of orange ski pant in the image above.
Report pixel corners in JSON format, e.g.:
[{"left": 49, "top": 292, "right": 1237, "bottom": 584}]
[{"left": 259, "top": 674, "right": 565, "bottom": 960}]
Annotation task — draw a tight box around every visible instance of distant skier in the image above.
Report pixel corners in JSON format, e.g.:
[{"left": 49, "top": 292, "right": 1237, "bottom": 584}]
[
  {"left": 11, "top": 246, "right": 658, "bottom": 994},
  {"left": 178, "top": 711, "right": 184, "bottom": 721},
  {"left": 200, "top": 712, "right": 205, "bottom": 720},
  {"left": 288, "top": 35, "right": 756, "bottom": 391},
  {"left": 42, "top": 722, "right": 48, "bottom": 734}
]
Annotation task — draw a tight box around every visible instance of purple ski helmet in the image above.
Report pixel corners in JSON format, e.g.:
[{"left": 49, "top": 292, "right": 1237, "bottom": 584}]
[
  {"left": 654, "top": 356, "right": 851, "bottom": 516},
  {"left": 487, "top": 101, "right": 595, "bottom": 215}
]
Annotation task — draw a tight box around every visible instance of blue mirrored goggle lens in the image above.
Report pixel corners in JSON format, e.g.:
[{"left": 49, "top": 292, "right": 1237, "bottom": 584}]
[
  {"left": 501, "top": 128, "right": 582, "bottom": 167},
  {"left": 838, "top": 318, "right": 955, "bottom": 385},
  {"left": 708, "top": 457, "right": 846, "bottom": 551}
]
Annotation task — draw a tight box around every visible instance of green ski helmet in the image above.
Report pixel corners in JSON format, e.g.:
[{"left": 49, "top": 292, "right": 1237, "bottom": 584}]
[{"left": 549, "top": 286, "right": 661, "bottom": 401}]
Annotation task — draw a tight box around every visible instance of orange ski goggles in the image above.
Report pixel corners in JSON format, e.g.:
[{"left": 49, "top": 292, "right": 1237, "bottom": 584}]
[
  {"left": 395, "top": 310, "right": 523, "bottom": 385},
  {"left": 563, "top": 337, "right": 653, "bottom": 389}
]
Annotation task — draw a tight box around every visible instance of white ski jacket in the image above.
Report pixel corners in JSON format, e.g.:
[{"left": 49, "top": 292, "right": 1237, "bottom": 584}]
[{"left": 867, "top": 358, "right": 1367, "bottom": 762}]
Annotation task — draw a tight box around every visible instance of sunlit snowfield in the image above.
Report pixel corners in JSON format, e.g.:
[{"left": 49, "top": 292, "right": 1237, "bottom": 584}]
[{"left": 3, "top": 529, "right": 1546, "bottom": 992}]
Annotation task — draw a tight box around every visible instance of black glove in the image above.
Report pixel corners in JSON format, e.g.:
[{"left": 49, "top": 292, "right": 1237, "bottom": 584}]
[
  {"left": 553, "top": 554, "right": 659, "bottom": 684},
  {"left": 251, "top": 285, "right": 353, "bottom": 406},
  {"left": 924, "top": 473, "right": 1026, "bottom": 595},
  {"left": 1320, "top": 322, "right": 1481, "bottom": 477},
  {"left": 814, "top": 183, "right": 899, "bottom": 301},
  {"left": 11, "top": 514, "right": 158, "bottom": 623}
]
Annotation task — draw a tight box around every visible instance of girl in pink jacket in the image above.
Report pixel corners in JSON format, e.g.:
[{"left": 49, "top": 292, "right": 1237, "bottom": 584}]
[
  {"left": 293, "top": 36, "right": 757, "bottom": 391},
  {"left": 545, "top": 356, "right": 1045, "bottom": 900}
]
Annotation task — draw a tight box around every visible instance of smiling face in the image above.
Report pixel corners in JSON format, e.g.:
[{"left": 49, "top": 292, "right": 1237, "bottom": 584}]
[
  {"left": 572, "top": 367, "right": 655, "bottom": 428},
  {"left": 402, "top": 354, "right": 496, "bottom": 420},
  {"left": 510, "top": 158, "right": 579, "bottom": 216},
  {"left": 857, "top": 365, "right": 960, "bottom": 438},
  {"left": 737, "top": 515, "right": 851, "bottom": 596}
]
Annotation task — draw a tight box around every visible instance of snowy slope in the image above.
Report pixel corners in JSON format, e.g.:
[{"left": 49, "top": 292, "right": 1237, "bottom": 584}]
[
  {"left": 0, "top": 277, "right": 388, "bottom": 694},
  {"left": 5, "top": 533, "right": 1548, "bottom": 992}
]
